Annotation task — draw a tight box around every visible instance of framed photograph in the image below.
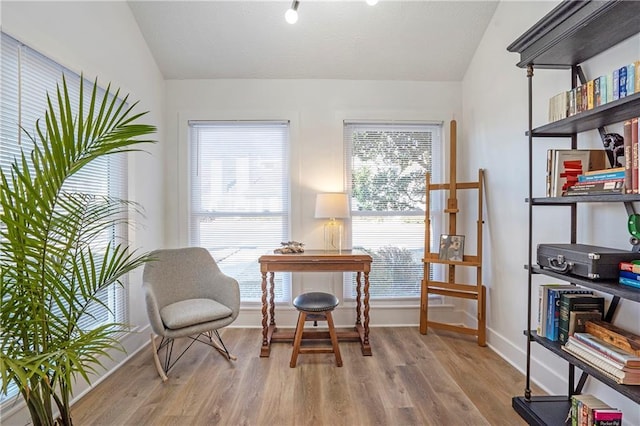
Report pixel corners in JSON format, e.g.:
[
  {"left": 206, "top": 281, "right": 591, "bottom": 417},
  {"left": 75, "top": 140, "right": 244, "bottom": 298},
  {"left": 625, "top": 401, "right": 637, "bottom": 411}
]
[{"left": 439, "top": 234, "right": 465, "bottom": 261}]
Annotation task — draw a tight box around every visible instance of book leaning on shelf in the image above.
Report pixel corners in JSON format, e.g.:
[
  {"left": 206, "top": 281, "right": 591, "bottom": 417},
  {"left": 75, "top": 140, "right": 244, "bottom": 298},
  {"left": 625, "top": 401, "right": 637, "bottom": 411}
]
[{"left": 585, "top": 319, "right": 640, "bottom": 358}]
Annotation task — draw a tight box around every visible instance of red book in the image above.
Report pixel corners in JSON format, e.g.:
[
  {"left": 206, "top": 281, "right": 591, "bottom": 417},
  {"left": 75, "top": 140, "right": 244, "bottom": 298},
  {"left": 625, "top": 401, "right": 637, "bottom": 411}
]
[
  {"left": 633, "top": 118, "right": 639, "bottom": 193},
  {"left": 624, "top": 120, "right": 633, "bottom": 193}
]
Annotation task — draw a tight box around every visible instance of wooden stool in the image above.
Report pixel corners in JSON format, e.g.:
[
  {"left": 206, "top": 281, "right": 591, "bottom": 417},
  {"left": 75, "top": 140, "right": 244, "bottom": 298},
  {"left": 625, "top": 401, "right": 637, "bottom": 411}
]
[{"left": 290, "top": 292, "right": 342, "bottom": 368}]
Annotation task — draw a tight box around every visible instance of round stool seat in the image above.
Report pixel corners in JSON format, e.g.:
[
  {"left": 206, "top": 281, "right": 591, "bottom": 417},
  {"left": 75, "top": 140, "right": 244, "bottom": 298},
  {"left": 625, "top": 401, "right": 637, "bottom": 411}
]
[{"left": 293, "top": 292, "right": 339, "bottom": 312}]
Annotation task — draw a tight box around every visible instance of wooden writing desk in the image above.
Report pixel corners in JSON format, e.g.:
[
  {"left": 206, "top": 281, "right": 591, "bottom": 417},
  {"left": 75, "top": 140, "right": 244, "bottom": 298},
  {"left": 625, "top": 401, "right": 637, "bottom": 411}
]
[{"left": 258, "top": 250, "right": 373, "bottom": 357}]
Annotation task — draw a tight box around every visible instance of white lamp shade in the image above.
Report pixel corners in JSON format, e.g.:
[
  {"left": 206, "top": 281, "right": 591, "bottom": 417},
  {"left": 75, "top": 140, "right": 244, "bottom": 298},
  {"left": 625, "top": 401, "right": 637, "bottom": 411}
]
[{"left": 315, "top": 193, "right": 350, "bottom": 219}]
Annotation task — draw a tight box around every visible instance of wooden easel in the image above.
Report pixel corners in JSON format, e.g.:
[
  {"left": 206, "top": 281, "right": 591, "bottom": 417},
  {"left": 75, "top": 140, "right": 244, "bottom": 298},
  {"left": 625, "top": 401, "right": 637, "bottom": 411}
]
[{"left": 419, "top": 120, "right": 486, "bottom": 346}]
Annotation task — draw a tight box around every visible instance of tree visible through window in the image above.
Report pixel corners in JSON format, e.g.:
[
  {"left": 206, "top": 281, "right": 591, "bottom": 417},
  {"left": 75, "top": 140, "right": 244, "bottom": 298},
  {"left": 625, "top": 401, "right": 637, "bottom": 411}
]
[{"left": 344, "top": 122, "right": 443, "bottom": 299}]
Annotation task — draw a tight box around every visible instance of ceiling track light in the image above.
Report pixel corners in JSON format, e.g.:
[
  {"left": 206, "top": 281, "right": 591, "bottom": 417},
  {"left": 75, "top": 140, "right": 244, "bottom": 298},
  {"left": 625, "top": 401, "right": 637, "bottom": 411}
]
[{"left": 285, "top": 0, "right": 299, "bottom": 24}]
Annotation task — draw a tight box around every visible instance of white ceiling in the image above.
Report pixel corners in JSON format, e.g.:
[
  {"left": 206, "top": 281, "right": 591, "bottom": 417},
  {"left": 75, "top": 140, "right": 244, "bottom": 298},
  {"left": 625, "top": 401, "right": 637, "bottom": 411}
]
[{"left": 128, "top": 1, "right": 499, "bottom": 81}]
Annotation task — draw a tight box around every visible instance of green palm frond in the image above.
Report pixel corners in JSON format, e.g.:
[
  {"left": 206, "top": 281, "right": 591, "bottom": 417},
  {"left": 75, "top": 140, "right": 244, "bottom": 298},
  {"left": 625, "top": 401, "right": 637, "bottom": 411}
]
[{"left": 0, "top": 74, "right": 155, "bottom": 426}]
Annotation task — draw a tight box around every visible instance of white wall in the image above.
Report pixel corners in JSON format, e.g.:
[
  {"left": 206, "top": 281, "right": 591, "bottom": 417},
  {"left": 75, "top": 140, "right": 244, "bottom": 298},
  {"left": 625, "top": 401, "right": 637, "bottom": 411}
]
[
  {"left": 165, "top": 79, "right": 462, "bottom": 327},
  {"left": 462, "top": 1, "right": 640, "bottom": 424},
  {"left": 0, "top": 1, "right": 165, "bottom": 424}
]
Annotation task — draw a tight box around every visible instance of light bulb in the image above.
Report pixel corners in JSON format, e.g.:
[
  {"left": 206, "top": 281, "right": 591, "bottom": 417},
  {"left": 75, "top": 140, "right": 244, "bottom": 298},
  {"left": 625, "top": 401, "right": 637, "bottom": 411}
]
[
  {"left": 366, "top": 0, "right": 378, "bottom": 5},
  {"left": 285, "top": 8, "right": 298, "bottom": 24}
]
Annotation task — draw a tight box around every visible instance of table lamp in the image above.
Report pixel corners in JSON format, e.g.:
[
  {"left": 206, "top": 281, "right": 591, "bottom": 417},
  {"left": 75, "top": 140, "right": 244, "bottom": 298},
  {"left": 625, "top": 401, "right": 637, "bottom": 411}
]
[{"left": 315, "top": 192, "right": 350, "bottom": 252}]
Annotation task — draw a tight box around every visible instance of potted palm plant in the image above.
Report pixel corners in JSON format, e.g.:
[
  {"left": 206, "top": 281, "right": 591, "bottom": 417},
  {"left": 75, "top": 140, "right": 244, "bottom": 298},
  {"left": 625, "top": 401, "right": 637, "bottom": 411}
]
[{"left": 0, "top": 76, "right": 156, "bottom": 425}]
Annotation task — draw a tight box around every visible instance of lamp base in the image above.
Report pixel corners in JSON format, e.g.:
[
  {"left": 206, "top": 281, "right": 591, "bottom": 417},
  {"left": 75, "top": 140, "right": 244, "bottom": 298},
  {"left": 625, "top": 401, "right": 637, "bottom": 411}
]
[{"left": 323, "top": 221, "right": 343, "bottom": 252}]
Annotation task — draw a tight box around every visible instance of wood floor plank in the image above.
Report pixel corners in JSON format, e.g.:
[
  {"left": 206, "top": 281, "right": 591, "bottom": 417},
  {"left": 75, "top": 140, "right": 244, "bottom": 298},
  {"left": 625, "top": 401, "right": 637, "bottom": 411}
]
[{"left": 70, "top": 327, "right": 534, "bottom": 425}]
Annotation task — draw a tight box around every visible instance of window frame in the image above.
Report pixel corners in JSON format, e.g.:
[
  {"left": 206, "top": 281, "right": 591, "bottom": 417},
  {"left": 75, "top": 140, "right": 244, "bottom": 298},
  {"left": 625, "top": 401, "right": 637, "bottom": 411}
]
[
  {"left": 343, "top": 120, "right": 445, "bottom": 301},
  {"left": 0, "top": 31, "right": 130, "bottom": 404},
  {"left": 187, "top": 120, "right": 292, "bottom": 303}
]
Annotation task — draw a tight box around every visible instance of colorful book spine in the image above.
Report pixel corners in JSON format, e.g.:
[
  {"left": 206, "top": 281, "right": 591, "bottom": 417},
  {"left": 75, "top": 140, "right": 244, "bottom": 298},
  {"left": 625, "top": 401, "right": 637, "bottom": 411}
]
[
  {"left": 619, "top": 66, "right": 627, "bottom": 98},
  {"left": 558, "top": 294, "right": 604, "bottom": 344},
  {"left": 594, "top": 77, "right": 601, "bottom": 107},
  {"left": 619, "top": 276, "right": 640, "bottom": 289},
  {"left": 619, "top": 270, "right": 640, "bottom": 281},
  {"left": 627, "top": 63, "right": 635, "bottom": 95},
  {"left": 624, "top": 120, "right": 633, "bottom": 193},
  {"left": 636, "top": 60, "right": 640, "bottom": 95},
  {"left": 564, "top": 179, "right": 624, "bottom": 196},
  {"left": 613, "top": 69, "right": 619, "bottom": 100},
  {"left": 619, "top": 261, "right": 640, "bottom": 273},
  {"left": 587, "top": 80, "right": 594, "bottom": 110},
  {"left": 593, "top": 408, "right": 622, "bottom": 426},
  {"left": 571, "top": 394, "right": 620, "bottom": 426},
  {"left": 578, "top": 170, "right": 625, "bottom": 182},
  {"left": 599, "top": 75, "right": 608, "bottom": 105},
  {"left": 606, "top": 74, "right": 613, "bottom": 103},
  {"left": 633, "top": 121, "right": 639, "bottom": 194},
  {"left": 633, "top": 117, "right": 639, "bottom": 194},
  {"left": 547, "top": 288, "right": 593, "bottom": 341}
]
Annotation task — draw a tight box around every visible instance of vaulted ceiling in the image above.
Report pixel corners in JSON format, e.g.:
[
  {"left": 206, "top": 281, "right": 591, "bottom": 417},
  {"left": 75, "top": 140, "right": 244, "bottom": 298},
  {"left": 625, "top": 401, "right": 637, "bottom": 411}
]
[{"left": 128, "top": 1, "right": 499, "bottom": 81}]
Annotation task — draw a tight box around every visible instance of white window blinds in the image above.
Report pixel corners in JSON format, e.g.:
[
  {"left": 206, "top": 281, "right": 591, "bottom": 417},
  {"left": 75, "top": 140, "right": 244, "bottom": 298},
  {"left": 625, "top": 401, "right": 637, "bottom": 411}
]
[
  {"left": 189, "top": 121, "right": 290, "bottom": 302},
  {"left": 0, "top": 32, "right": 128, "bottom": 403},
  {"left": 344, "top": 121, "right": 443, "bottom": 300}
]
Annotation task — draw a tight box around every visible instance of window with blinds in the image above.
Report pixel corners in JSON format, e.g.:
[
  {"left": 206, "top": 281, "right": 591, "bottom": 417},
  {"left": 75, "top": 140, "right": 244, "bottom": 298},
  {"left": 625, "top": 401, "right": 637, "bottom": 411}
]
[
  {"left": 189, "top": 121, "right": 290, "bottom": 302},
  {"left": 0, "top": 32, "right": 128, "bottom": 403},
  {"left": 344, "top": 121, "right": 443, "bottom": 300}
]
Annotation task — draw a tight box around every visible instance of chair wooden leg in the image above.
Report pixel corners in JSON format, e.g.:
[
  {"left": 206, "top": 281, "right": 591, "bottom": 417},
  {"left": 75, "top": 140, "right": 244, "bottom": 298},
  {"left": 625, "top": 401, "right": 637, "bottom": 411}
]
[
  {"left": 150, "top": 334, "right": 168, "bottom": 382},
  {"left": 208, "top": 330, "right": 238, "bottom": 361},
  {"left": 290, "top": 312, "right": 307, "bottom": 368},
  {"left": 325, "top": 311, "right": 342, "bottom": 367}
]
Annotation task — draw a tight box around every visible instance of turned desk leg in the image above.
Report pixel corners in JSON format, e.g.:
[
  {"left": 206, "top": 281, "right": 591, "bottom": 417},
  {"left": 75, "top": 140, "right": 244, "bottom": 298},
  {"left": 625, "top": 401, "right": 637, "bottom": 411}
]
[
  {"left": 261, "top": 272, "right": 269, "bottom": 356},
  {"left": 355, "top": 271, "right": 362, "bottom": 325},
  {"left": 269, "top": 272, "right": 276, "bottom": 326},
  {"left": 363, "top": 270, "right": 370, "bottom": 348}
]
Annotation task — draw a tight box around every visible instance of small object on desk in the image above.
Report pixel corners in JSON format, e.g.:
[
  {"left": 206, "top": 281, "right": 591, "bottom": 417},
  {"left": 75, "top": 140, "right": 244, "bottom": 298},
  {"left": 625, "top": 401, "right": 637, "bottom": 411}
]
[{"left": 273, "top": 241, "right": 305, "bottom": 254}]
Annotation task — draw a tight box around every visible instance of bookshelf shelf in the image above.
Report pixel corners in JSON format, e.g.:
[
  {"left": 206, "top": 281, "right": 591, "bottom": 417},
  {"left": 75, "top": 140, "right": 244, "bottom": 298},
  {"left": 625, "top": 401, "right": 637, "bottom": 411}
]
[
  {"left": 530, "top": 93, "right": 640, "bottom": 136},
  {"left": 529, "top": 193, "right": 640, "bottom": 204},
  {"left": 508, "top": 1, "right": 640, "bottom": 424},
  {"left": 530, "top": 265, "right": 640, "bottom": 303},
  {"left": 528, "top": 331, "right": 640, "bottom": 403},
  {"left": 508, "top": 1, "right": 640, "bottom": 69},
  {"left": 512, "top": 396, "right": 572, "bottom": 426}
]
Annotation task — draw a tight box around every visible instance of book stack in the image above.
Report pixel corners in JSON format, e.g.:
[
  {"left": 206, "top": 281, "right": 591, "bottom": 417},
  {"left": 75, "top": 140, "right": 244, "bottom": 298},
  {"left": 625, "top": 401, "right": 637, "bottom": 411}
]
[
  {"left": 546, "top": 150, "right": 608, "bottom": 197},
  {"left": 564, "top": 167, "right": 625, "bottom": 196},
  {"left": 537, "top": 284, "right": 594, "bottom": 341},
  {"left": 618, "top": 261, "right": 640, "bottom": 289},
  {"left": 548, "top": 59, "right": 639, "bottom": 122},
  {"left": 545, "top": 118, "right": 640, "bottom": 197},
  {"left": 562, "top": 326, "right": 640, "bottom": 385},
  {"left": 570, "top": 394, "right": 622, "bottom": 426},
  {"left": 557, "top": 293, "right": 604, "bottom": 344}
]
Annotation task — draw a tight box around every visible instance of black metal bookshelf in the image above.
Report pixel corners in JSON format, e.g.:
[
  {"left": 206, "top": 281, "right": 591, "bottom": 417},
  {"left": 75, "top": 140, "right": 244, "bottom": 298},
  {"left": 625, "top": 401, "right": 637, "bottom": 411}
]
[{"left": 507, "top": 1, "right": 640, "bottom": 424}]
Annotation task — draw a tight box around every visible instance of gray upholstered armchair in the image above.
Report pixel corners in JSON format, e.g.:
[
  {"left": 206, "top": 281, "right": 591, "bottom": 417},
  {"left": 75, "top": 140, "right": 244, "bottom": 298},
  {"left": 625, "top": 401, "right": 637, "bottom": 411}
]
[{"left": 142, "top": 247, "right": 240, "bottom": 381}]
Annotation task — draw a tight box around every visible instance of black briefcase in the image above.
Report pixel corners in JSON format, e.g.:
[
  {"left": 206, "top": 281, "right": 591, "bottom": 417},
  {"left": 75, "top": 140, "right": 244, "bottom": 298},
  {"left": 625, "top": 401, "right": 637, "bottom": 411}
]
[{"left": 536, "top": 243, "right": 640, "bottom": 280}]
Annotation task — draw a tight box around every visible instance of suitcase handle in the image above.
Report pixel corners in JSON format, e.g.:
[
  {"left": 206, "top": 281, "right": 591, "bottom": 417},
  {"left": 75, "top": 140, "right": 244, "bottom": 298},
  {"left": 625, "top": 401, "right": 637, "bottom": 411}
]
[{"left": 547, "top": 255, "right": 573, "bottom": 273}]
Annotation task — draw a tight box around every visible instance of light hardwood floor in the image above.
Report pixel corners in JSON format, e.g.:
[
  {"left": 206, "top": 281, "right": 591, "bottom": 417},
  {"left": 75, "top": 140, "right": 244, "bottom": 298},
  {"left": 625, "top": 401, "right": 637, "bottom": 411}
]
[{"left": 71, "top": 327, "right": 543, "bottom": 425}]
